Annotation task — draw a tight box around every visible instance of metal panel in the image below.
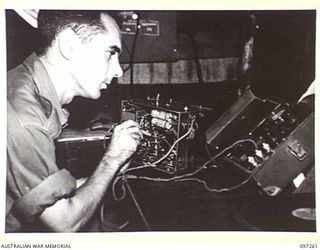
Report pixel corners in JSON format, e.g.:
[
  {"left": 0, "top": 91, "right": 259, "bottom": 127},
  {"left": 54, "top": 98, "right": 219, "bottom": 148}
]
[
  {"left": 253, "top": 113, "right": 314, "bottom": 192},
  {"left": 119, "top": 11, "right": 177, "bottom": 63}
]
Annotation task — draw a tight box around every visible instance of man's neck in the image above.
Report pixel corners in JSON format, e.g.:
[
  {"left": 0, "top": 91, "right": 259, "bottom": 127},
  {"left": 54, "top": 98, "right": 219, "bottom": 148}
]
[{"left": 39, "top": 53, "right": 75, "bottom": 105}]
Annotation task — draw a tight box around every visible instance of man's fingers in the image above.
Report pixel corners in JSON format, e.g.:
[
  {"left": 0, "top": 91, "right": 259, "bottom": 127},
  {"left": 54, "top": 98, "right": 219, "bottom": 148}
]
[
  {"left": 130, "top": 133, "right": 142, "bottom": 141},
  {"left": 116, "top": 120, "right": 140, "bottom": 130},
  {"left": 127, "top": 127, "right": 143, "bottom": 138},
  {"left": 114, "top": 120, "right": 143, "bottom": 140}
]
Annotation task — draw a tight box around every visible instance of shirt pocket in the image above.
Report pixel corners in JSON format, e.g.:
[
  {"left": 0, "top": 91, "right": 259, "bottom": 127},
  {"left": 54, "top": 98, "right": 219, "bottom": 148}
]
[{"left": 45, "top": 108, "right": 62, "bottom": 140}]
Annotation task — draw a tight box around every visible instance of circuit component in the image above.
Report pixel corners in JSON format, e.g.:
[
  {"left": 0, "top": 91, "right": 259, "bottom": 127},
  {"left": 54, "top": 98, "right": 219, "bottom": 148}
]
[{"left": 121, "top": 97, "right": 213, "bottom": 174}]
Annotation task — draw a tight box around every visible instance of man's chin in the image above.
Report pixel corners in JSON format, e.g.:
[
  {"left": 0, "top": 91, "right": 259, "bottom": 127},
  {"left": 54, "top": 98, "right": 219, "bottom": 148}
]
[
  {"left": 92, "top": 92, "right": 102, "bottom": 100},
  {"left": 85, "top": 90, "right": 102, "bottom": 100}
]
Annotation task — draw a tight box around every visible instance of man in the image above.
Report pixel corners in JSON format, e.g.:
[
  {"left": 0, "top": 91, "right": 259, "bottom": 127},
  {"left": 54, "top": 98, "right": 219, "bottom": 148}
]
[{"left": 6, "top": 10, "right": 142, "bottom": 232}]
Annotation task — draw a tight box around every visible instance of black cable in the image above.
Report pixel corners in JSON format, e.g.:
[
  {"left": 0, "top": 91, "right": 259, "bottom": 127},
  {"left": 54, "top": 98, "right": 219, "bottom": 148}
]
[
  {"left": 122, "top": 41, "right": 132, "bottom": 73},
  {"left": 121, "top": 11, "right": 147, "bottom": 76},
  {"left": 123, "top": 40, "right": 131, "bottom": 57},
  {"left": 129, "top": 15, "right": 141, "bottom": 97}
]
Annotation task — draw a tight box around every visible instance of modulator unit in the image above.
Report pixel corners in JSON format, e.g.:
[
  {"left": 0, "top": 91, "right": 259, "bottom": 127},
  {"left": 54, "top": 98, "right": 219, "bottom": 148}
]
[{"left": 121, "top": 97, "right": 213, "bottom": 174}]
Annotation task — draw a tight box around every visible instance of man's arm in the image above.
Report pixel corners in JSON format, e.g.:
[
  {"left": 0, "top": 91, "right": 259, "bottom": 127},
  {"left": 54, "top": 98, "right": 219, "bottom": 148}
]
[{"left": 39, "top": 120, "right": 142, "bottom": 232}]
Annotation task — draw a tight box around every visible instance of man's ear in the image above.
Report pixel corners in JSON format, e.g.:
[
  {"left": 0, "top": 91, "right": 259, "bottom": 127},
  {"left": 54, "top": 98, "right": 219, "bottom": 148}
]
[{"left": 57, "top": 28, "right": 78, "bottom": 60}]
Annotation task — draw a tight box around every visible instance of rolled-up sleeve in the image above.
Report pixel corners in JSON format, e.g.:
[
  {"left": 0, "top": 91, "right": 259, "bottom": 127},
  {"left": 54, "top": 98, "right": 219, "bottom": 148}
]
[
  {"left": 7, "top": 123, "right": 77, "bottom": 224},
  {"left": 13, "top": 169, "right": 76, "bottom": 222}
]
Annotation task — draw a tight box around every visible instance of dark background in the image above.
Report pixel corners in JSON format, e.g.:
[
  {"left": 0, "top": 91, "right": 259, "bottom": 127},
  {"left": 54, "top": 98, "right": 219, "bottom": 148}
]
[{"left": 6, "top": 10, "right": 316, "bottom": 128}]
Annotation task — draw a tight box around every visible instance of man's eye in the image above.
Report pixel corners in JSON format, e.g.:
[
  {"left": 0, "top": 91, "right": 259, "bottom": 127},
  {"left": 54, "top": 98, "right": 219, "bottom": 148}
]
[
  {"left": 105, "top": 51, "right": 116, "bottom": 61},
  {"left": 106, "top": 50, "right": 116, "bottom": 57}
]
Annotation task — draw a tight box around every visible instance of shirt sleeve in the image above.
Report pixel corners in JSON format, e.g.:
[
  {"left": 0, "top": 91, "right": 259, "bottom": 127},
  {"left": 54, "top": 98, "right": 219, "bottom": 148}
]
[{"left": 7, "top": 124, "right": 77, "bottom": 222}]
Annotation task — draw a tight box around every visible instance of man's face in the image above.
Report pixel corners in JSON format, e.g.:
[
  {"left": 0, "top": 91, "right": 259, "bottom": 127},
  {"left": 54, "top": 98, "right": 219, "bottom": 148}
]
[{"left": 69, "top": 14, "right": 123, "bottom": 100}]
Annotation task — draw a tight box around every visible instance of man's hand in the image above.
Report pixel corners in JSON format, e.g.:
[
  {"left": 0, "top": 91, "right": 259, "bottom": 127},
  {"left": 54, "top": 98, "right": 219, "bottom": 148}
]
[{"left": 104, "top": 120, "right": 142, "bottom": 167}]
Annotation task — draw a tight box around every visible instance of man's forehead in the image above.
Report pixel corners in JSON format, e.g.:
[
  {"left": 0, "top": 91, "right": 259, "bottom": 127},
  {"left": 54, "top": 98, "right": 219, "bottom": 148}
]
[
  {"left": 100, "top": 13, "right": 120, "bottom": 33},
  {"left": 99, "top": 13, "right": 122, "bottom": 49}
]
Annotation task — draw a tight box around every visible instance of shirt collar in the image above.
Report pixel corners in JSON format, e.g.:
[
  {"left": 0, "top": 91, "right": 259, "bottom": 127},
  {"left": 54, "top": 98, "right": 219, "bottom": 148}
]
[{"left": 23, "top": 53, "right": 69, "bottom": 127}]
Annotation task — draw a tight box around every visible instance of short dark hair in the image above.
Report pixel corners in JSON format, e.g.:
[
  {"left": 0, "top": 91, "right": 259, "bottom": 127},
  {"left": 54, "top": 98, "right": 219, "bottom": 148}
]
[{"left": 36, "top": 10, "right": 107, "bottom": 56}]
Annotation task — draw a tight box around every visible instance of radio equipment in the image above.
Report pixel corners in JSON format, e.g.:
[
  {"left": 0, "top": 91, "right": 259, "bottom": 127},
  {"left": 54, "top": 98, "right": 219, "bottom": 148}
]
[
  {"left": 205, "top": 90, "right": 314, "bottom": 195},
  {"left": 56, "top": 129, "right": 111, "bottom": 178},
  {"left": 121, "top": 97, "right": 214, "bottom": 174}
]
